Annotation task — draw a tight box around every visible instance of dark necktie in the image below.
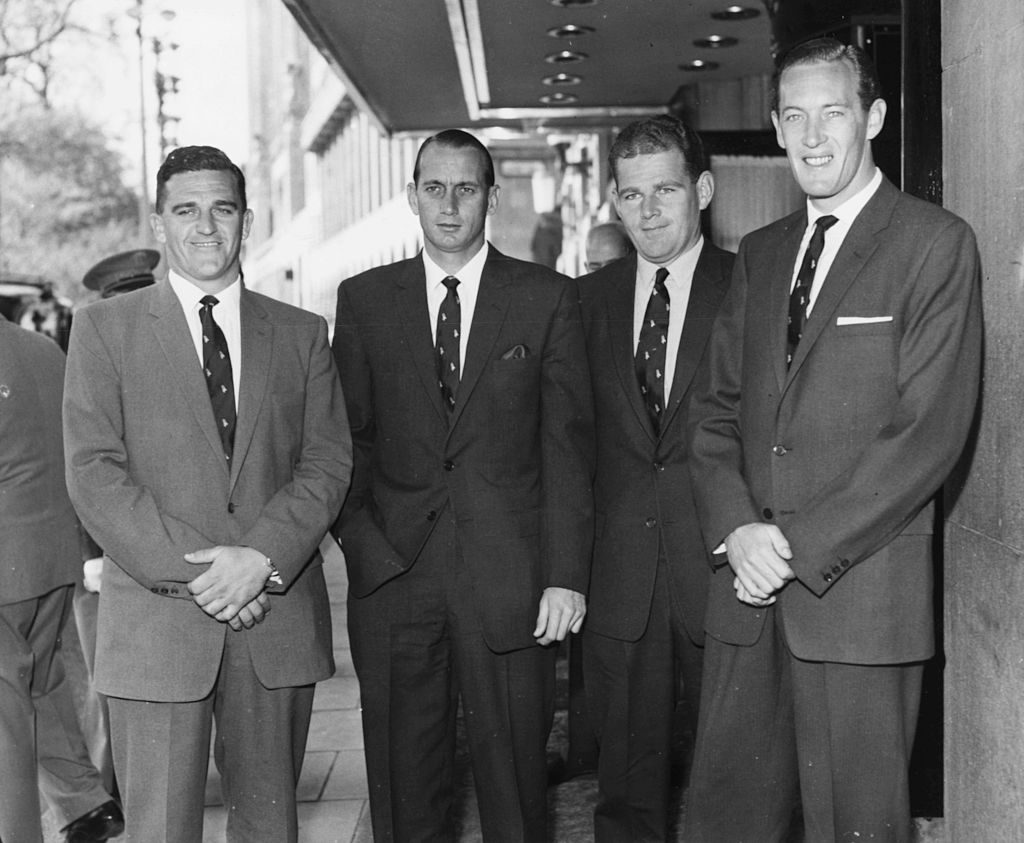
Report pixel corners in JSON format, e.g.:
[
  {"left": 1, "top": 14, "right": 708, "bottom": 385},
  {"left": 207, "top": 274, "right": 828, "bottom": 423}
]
[
  {"left": 635, "top": 267, "right": 671, "bottom": 431},
  {"left": 435, "top": 276, "right": 461, "bottom": 413},
  {"left": 199, "top": 295, "right": 236, "bottom": 464},
  {"left": 787, "top": 214, "right": 838, "bottom": 366}
]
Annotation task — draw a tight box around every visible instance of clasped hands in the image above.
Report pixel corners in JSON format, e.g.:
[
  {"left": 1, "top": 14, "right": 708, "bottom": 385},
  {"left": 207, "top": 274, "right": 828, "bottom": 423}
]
[
  {"left": 724, "top": 522, "right": 796, "bottom": 607},
  {"left": 185, "top": 545, "right": 273, "bottom": 631}
]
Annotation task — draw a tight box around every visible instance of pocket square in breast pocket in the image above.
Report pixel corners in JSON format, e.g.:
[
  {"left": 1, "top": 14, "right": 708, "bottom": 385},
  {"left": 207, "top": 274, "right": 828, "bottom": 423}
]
[
  {"left": 836, "top": 315, "right": 893, "bottom": 326},
  {"left": 501, "top": 343, "right": 530, "bottom": 360}
]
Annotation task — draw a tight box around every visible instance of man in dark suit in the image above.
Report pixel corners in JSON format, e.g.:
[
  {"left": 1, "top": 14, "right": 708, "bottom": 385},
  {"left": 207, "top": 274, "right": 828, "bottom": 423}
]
[
  {"left": 64, "top": 146, "right": 352, "bottom": 841},
  {"left": 685, "top": 39, "right": 982, "bottom": 841},
  {"left": 578, "top": 115, "right": 733, "bottom": 841},
  {"left": 0, "top": 315, "right": 123, "bottom": 843},
  {"left": 333, "top": 129, "right": 594, "bottom": 842}
]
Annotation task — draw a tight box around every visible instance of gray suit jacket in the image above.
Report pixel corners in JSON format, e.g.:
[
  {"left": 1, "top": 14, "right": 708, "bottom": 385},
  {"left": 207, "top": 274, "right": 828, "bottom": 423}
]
[
  {"left": 689, "top": 178, "right": 982, "bottom": 664},
  {"left": 64, "top": 280, "right": 352, "bottom": 701}
]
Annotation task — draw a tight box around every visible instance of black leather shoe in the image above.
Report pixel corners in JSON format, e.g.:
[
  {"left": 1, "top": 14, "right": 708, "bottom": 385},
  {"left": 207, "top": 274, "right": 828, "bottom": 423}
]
[{"left": 62, "top": 800, "right": 125, "bottom": 842}]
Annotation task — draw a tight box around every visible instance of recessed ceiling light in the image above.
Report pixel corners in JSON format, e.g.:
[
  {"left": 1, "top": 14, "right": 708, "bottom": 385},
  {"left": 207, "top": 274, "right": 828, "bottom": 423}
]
[
  {"left": 710, "top": 5, "right": 760, "bottom": 20},
  {"left": 543, "top": 73, "right": 583, "bottom": 86},
  {"left": 540, "top": 92, "right": 580, "bottom": 104},
  {"left": 679, "top": 59, "right": 720, "bottom": 71},
  {"left": 547, "top": 24, "right": 596, "bottom": 38},
  {"left": 694, "top": 35, "right": 739, "bottom": 48},
  {"left": 548, "top": 0, "right": 597, "bottom": 7},
  {"left": 545, "top": 50, "right": 588, "bottom": 64}
]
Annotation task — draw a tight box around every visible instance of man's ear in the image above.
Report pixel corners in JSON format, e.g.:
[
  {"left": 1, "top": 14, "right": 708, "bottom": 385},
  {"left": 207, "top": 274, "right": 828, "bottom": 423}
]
[{"left": 696, "top": 171, "right": 715, "bottom": 211}]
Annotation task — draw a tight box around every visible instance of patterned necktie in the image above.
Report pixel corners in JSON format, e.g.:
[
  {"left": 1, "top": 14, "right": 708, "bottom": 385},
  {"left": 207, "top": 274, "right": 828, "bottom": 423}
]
[
  {"left": 787, "top": 214, "right": 838, "bottom": 366},
  {"left": 199, "top": 295, "right": 236, "bottom": 464},
  {"left": 635, "top": 267, "right": 671, "bottom": 431},
  {"left": 435, "top": 276, "right": 461, "bottom": 413}
]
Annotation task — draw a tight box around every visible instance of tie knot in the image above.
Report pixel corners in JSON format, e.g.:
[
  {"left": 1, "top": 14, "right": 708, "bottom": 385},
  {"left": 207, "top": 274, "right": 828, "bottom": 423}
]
[
  {"left": 442, "top": 276, "right": 460, "bottom": 292},
  {"left": 814, "top": 214, "right": 838, "bottom": 233},
  {"left": 200, "top": 295, "right": 220, "bottom": 310},
  {"left": 653, "top": 267, "right": 670, "bottom": 296}
]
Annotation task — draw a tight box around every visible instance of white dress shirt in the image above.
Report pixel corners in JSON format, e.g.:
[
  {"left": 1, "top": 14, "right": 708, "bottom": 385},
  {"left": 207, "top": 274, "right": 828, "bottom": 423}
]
[
  {"left": 794, "top": 167, "right": 883, "bottom": 313},
  {"left": 633, "top": 236, "right": 703, "bottom": 400},
  {"left": 424, "top": 243, "right": 489, "bottom": 378},
  {"left": 167, "top": 271, "right": 242, "bottom": 407}
]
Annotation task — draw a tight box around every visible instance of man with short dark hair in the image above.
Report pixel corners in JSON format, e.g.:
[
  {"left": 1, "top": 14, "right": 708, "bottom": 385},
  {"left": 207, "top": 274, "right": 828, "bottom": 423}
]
[
  {"left": 578, "top": 114, "right": 734, "bottom": 841},
  {"left": 334, "top": 128, "right": 594, "bottom": 841},
  {"left": 685, "top": 39, "right": 981, "bottom": 841},
  {"left": 64, "top": 145, "right": 352, "bottom": 841}
]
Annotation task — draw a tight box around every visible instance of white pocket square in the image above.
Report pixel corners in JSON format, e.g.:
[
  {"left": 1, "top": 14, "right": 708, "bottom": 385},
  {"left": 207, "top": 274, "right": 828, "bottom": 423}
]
[{"left": 836, "top": 315, "right": 893, "bottom": 326}]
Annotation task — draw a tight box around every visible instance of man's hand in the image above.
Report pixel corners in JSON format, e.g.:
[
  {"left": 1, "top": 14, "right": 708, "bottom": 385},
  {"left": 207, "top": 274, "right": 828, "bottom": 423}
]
[
  {"left": 185, "top": 545, "right": 272, "bottom": 629},
  {"left": 724, "top": 522, "right": 795, "bottom": 606},
  {"left": 82, "top": 556, "right": 104, "bottom": 593},
  {"left": 533, "top": 587, "right": 586, "bottom": 646}
]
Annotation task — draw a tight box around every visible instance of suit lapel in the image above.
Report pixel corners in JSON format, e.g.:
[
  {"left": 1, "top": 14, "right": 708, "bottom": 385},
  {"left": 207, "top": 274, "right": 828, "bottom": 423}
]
[
  {"left": 661, "top": 245, "right": 729, "bottom": 432},
  {"left": 606, "top": 257, "right": 656, "bottom": 442},
  {"left": 770, "top": 215, "right": 808, "bottom": 393},
  {"left": 450, "top": 253, "right": 510, "bottom": 429},
  {"left": 229, "top": 290, "right": 271, "bottom": 489},
  {"left": 785, "top": 182, "right": 894, "bottom": 386},
  {"left": 395, "top": 259, "right": 448, "bottom": 423},
  {"left": 149, "top": 282, "right": 228, "bottom": 473}
]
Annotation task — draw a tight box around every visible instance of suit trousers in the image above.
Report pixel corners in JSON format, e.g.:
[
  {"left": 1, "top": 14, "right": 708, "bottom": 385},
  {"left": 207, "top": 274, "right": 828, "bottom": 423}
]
[
  {"left": 72, "top": 582, "right": 115, "bottom": 795},
  {"left": 107, "top": 620, "right": 315, "bottom": 843},
  {"left": 0, "top": 584, "right": 109, "bottom": 841},
  {"left": 583, "top": 554, "right": 704, "bottom": 842},
  {"left": 348, "top": 512, "right": 557, "bottom": 843},
  {"left": 684, "top": 605, "right": 923, "bottom": 843}
]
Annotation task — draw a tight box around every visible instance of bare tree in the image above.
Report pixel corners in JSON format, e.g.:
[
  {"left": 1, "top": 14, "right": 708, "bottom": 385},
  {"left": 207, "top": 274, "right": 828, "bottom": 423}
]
[{"left": 0, "top": 0, "right": 78, "bottom": 106}]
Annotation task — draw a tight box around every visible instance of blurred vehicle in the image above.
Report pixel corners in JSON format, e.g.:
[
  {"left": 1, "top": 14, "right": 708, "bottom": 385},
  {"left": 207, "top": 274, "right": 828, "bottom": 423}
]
[{"left": 0, "top": 275, "right": 73, "bottom": 351}]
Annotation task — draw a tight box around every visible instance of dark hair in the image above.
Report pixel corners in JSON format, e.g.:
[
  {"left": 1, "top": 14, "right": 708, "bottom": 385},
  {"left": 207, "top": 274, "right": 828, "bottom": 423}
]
[
  {"left": 608, "top": 115, "right": 708, "bottom": 184},
  {"left": 412, "top": 129, "right": 495, "bottom": 188},
  {"left": 771, "top": 37, "right": 883, "bottom": 114},
  {"left": 155, "top": 146, "right": 247, "bottom": 213}
]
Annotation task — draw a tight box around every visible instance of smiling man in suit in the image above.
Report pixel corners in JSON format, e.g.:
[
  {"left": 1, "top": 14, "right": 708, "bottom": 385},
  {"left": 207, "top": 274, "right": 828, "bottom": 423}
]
[
  {"left": 333, "top": 129, "right": 594, "bottom": 842},
  {"left": 578, "top": 115, "right": 733, "bottom": 841},
  {"left": 684, "top": 39, "right": 982, "bottom": 841},
  {"left": 63, "top": 146, "right": 352, "bottom": 842}
]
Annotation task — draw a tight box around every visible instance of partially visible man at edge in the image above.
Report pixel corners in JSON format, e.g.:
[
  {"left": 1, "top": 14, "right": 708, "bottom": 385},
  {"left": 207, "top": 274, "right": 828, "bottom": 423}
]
[
  {"left": 333, "top": 128, "right": 594, "bottom": 842},
  {"left": 685, "top": 38, "right": 981, "bottom": 842},
  {"left": 64, "top": 145, "right": 352, "bottom": 842},
  {"left": 578, "top": 114, "right": 734, "bottom": 841}
]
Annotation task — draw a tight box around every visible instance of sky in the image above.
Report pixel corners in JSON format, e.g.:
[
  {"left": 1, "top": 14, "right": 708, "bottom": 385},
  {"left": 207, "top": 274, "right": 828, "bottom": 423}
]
[{"left": 56, "top": 0, "right": 250, "bottom": 193}]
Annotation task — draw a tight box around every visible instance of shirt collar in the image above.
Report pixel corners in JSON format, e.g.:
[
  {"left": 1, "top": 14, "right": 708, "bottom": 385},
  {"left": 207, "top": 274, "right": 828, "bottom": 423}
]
[
  {"left": 806, "top": 167, "right": 882, "bottom": 226},
  {"left": 167, "top": 270, "right": 242, "bottom": 313},
  {"left": 636, "top": 235, "right": 704, "bottom": 290},
  {"left": 422, "top": 243, "right": 490, "bottom": 290}
]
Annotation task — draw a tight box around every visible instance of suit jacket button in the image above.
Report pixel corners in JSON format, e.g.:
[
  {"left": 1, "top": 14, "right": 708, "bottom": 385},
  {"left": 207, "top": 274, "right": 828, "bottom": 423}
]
[
  {"left": 227, "top": 502, "right": 235, "bottom": 513},
  {"left": 426, "top": 510, "right": 437, "bottom": 521},
  {"left": 762, "top": 507, "right": 773, "bottom": 519},
  {"left": 840, "top": 558, "right": 851, "bottom": 568},
  {"left": 831, "top": 564, "right": 842, "bottom": 574},
  {"left": 772, "top": 444, "right": 787, "bottom": 456},
  {"left": 644, "top": 517, "right": 657, "bottom": 528},
  {"left": 443, "top": 460, "right": 455, "bottom": 471},
  {"left": 823, "top": 572, "right": 833, "bottom": 583},
  {"left": 653, "top": 461, "right": 665, "bottom": 472}
]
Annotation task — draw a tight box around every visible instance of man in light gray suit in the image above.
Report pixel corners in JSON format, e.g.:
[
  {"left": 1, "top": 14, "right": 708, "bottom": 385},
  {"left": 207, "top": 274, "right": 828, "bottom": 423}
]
[{"left": 64, "top": 146, "right": 352, "bottom": 842}]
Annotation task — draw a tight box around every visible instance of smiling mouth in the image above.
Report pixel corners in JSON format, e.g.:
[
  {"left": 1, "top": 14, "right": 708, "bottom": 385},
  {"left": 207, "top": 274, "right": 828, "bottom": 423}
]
[
  {"left": 804, "top": 155, "right": 833, "bottom": 167},
  {"left": 190, "top": 241, "right": 222, "bottom": 247}
]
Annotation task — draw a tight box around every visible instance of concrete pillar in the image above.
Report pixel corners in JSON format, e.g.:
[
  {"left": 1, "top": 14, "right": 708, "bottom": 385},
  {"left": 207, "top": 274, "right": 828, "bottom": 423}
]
[{"left": 942, "top": 1, "right": 1024, "bottom": 838}]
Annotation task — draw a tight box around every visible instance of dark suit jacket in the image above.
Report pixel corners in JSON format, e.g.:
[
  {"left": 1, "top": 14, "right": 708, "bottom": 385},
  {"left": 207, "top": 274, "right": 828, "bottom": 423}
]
[
  {"left": 689, "top": 177, "right": 982, "bottom": 664},
  {"left": 0, "top": 316, "right": 79, "bottom": 604},
  {"left": 63, "top": 280, "right": 353, "bottom": 701},
  {"left": 579, "top": 244, "right": 734, "bottom": 643},
  {"left": 333, "top": 246, "right": 595, "bottom": 654}
]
